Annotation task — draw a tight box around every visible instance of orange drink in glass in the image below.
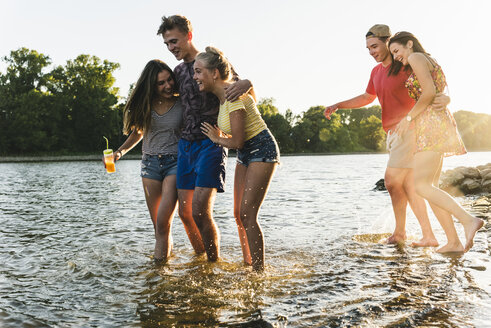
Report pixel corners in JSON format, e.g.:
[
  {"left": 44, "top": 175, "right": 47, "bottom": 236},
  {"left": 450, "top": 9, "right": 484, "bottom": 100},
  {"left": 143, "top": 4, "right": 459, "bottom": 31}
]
[{"left": 103, "top": 149, "right": 116, "bottom": 173}]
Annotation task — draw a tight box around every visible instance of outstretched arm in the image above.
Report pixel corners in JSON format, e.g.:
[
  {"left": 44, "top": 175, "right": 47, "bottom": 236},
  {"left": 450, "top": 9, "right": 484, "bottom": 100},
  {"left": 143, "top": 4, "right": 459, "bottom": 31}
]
[
  {"left": 324, "top": 92, "right": 376, "bottom": 119},
  {"left": 102, "top": 129, "right": 143, "bottom": 168},
  {"left": 114, "top": 129, "right": 144, "bottom": 160}
]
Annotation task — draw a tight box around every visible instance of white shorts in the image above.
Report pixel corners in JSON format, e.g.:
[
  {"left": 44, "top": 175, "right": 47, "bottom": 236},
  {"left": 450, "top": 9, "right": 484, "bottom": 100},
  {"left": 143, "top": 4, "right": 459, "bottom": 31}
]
[{"left": 386, "top": 128, "right": 416, "bottom": 169}]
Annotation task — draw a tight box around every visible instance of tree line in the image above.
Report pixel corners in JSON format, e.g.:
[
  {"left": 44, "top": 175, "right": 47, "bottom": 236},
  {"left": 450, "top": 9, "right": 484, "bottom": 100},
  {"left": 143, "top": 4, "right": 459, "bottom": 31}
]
[{"left": 1, "top": 48, "right": 491, "bottom": 156}]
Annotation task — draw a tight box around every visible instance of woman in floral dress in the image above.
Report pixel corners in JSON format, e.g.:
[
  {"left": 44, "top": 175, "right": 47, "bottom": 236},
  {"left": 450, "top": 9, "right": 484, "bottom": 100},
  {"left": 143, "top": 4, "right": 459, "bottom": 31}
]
[{"left": 388, "top": 31, "right": 483, "bottom": 253}]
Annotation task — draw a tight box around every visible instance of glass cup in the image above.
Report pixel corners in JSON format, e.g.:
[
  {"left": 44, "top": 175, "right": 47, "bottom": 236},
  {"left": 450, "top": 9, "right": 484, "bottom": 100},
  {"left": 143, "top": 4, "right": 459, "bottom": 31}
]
[{"left": 103, "top": 149, "right": 116, "bottom": 173}]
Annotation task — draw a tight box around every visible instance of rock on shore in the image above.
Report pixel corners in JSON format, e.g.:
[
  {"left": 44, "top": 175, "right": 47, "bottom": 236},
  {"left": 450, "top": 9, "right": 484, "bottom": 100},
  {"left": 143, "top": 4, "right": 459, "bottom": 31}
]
[
  {"left": 439, "top": 163, "right": 491, "bottom": 196},
  {"left": 373, "top": 163, "right": 491, "bottom": 220},
  {"left": 463, "top": 195, "right": 491, "bottom": 220},
  {"left": 374, "top": 163, "right": 491, "bottom": 196}
]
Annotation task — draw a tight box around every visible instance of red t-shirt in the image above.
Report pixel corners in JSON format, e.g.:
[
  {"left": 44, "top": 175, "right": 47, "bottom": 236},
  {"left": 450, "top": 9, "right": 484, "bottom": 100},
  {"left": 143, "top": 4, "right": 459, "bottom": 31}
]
[{"left": 366, "top": 63, "right": 415, "bottom": 132}]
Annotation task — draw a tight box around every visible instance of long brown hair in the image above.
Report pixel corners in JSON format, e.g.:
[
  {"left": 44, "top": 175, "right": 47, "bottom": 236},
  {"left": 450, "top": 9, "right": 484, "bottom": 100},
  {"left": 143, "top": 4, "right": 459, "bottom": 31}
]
[
  {"left": 123, "top": 60, "right": 176, "bottom": 135},
  {"left": 388, "top": 31, "right": 429, "bottom": 76}
]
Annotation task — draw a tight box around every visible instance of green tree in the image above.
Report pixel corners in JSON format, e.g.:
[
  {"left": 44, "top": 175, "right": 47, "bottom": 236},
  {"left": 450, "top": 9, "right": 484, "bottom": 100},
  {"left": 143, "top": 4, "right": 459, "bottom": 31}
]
[
  {"left": 291, "top": 106, "right": 341, "bottom": 153},
  {"left": 358, "top": 115, "right": 385, "bottom": 150},
  {"left": 335, "top": 107, "right": 384, "bottom": 151},
  {"left": 257, "top": 98, "right": 294, "bottom": 153},
  {"left": 48, "top": 55, "right": 122, "bottom": 151},
  {"left": 0, "top": 48, "right": 57, "bottom": 154},
  {"left": 454, "top": 110, "right": 491, "bottom": 150}
]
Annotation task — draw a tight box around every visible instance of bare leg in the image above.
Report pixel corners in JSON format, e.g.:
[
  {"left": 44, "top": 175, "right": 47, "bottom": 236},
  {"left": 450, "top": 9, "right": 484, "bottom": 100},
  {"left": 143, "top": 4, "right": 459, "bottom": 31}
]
[
  {"left": 385, "top": 167, "right": 408, "bottom": 244},
  {"left": 425, "top": 157, "right": 461, "bottom": 252},
  {"left": 154, "top": 176, "right": 179, "bottom": 260},
  {"left": 142, "top": 177, "right": 176, "bottom": 261},
  {"left": 403, "top": 169, "right": 438, "bottom": 247},
  {"left": 239, "top": 162, "right": 277, "bottom": 271},
  {"left": 414, "top": 152, "right": 483, "bottom": 253},
  {"left": 233, "top": 163, "right": 252, "bottom": 265},
  {"left": 177, "top": 189, "right": 205, "bottom": 254},
  {"left": 192, "top": 187, "right": 220, "bottom": 261}
]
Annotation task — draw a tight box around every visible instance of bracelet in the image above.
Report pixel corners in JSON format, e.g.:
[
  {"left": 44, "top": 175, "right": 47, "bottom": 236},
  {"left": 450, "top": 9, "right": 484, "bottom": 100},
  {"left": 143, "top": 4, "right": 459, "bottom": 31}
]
[{"left": 116, "top": 150, "right": 123, "bottom": 157}]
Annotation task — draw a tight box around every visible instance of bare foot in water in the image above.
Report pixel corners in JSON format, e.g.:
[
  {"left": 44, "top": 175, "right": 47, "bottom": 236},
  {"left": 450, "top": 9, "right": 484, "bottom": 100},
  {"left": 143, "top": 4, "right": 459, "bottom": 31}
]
[
  {"left": 463, "top": 217, "right": 484, "bottom": 252},
  {"left": 436, "top": 241, "right": 464, "bottom": 253},
  {"left": 411, "top": 237, "right": 439, "bottom": 248},
  {"left": 386, "top": 233, "right": 406, "bottom": 244}
]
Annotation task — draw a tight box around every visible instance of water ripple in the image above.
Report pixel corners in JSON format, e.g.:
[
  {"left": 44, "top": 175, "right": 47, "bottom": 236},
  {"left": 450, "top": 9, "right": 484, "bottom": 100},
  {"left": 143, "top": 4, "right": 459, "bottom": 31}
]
[{"left": 0, "top": 154, "right": 490, "bottom": 327}]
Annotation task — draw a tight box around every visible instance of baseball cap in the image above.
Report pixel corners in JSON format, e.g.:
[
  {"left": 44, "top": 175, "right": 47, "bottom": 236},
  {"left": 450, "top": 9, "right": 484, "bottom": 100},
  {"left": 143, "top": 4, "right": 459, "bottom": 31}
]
[{"left": 366, "top": 24, "right": 391, "bottom": 39}]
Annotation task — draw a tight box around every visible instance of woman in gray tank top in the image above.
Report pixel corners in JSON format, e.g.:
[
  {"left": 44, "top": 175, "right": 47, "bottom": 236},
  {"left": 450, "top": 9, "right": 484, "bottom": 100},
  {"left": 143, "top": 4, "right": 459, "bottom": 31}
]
[{"left": 112, "top": 60, "right": 205, "bottom": 262}]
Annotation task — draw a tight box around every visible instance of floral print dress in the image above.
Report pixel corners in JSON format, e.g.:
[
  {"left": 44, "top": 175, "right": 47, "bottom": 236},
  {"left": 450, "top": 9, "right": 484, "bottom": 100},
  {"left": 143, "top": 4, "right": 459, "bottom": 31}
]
[{"left": 405, "top": 60, "right": 466, "bottom": 157}]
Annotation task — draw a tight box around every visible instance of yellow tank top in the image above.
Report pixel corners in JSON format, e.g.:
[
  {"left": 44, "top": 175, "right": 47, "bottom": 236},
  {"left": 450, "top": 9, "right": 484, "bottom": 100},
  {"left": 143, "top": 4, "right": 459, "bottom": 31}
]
[{"left": 217, "top": 94, "right": 267, "bottom": 141}]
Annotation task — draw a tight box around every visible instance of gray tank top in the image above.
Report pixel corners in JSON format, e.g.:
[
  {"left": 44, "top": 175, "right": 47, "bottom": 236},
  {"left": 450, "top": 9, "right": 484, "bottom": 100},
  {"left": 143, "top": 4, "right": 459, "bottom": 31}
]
[{"left": 142, "top": 99, "right": 183, "bottom": 155}]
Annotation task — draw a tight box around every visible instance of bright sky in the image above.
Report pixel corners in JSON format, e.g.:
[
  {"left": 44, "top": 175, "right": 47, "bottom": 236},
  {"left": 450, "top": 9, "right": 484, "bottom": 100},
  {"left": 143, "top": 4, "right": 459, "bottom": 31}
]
[{"left": 2, "top": 0, "right": 490, "bottom": 116}]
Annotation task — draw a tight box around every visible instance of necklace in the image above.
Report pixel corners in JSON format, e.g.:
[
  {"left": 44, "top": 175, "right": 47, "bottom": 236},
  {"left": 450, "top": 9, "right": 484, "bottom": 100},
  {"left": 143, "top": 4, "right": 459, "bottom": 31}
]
[
  {"left": 156, "top": 97, "right": 172, "bottom": 107},
  {"left": 154, "top": 97, "right": 176, "bottom": 115}
]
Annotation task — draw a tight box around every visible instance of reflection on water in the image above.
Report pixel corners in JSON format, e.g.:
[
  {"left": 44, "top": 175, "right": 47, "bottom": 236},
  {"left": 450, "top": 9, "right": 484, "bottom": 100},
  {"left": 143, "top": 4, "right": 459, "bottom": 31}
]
[{"left": 0, "top": 153, "right": 489, "bottom": 327}]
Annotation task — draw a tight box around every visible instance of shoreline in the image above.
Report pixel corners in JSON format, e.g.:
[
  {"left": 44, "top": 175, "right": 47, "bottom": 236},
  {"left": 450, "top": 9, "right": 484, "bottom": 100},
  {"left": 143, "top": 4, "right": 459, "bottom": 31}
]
[
  {"left": 0, "top": 152, "right": 384, "bottom": 163},
  {"left": 1, "top": 150, "right": 489, "bottom": 163},
  {"left": 0, "top": 154, "right": 141, "bottom": 163}
]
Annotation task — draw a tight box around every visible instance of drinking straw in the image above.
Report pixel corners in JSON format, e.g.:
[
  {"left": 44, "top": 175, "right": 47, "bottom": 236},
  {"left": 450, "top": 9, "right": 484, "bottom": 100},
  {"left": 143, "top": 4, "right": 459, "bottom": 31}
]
[{"left": 103, "top": 136, "right": 109, "bottom": 149}]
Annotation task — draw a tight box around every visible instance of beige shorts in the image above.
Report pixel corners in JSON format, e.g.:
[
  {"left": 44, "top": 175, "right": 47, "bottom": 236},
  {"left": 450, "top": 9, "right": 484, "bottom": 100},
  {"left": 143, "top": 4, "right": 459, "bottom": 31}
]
[{"left": 386, "top": 128, "right": 415, "bottom": 169}]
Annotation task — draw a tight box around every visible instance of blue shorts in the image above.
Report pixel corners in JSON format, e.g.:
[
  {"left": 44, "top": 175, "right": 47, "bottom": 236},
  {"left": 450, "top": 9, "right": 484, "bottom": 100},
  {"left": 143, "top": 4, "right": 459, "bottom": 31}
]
[
  {"left": 237, "top": 129, "right": 280, "bottom": 167},
  {"left": 177, "top": 138, "right": 228, "bottom": 193},
  {"left": 140, "top": 154, "right": 178, "bottom": 181}
]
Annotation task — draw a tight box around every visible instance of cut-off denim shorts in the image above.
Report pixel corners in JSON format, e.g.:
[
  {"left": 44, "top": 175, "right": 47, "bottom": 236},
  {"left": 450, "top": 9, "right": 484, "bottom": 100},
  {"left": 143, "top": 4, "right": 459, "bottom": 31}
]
[
  {"left": 140, "top": 153, "right": 178, "bottom": 181},
  {"left": 237, "top": 129, "right": 280, "bottom": 167}
]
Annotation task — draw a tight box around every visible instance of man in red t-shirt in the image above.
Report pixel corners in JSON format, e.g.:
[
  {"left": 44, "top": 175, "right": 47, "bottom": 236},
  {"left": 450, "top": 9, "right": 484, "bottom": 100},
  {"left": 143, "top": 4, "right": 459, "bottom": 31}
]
[{"left": 324, "top": 24, "right": 448, "bottom": 246}]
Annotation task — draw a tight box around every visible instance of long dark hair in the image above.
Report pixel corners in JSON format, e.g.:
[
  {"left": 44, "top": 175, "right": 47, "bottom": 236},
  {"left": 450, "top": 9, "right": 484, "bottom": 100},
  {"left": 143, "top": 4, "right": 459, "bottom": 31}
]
[
  {"left": 388, "top": 31, "right": 429, "bottom": 76},
  {"left": 123, "top": 60, "right": 176, "bottom": 135}
]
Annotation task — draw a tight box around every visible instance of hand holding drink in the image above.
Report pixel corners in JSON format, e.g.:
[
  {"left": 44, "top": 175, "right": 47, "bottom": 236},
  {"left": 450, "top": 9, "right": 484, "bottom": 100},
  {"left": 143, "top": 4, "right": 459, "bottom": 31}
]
[{"left": 103, "top": 136, "right": 116, "bottom": 173}]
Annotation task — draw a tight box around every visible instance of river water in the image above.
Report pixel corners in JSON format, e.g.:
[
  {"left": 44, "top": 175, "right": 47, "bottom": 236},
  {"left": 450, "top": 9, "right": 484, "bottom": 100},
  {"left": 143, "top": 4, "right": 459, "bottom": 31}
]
[{"left": 0, "top": 153, "right": 490, "bottom": 327}]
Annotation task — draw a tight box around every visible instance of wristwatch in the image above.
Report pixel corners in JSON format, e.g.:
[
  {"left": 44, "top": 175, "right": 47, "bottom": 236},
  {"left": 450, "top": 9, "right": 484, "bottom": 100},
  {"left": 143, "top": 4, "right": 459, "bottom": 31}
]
[{"left": 406, "top": 115, "right": 412, "bottom": 122}]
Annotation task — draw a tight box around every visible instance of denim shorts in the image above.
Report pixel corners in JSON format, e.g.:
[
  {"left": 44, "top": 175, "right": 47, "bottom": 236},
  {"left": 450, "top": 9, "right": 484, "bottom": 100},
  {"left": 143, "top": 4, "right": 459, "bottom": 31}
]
[
  {"left": 177, "top": 138, "right": 228, "bottom": 193},
  {"left": 237, "top": 129, "right": 280, "bottom": 167},
  {"left": 140, "top": 153, "right": 178, "bottom": 181}
]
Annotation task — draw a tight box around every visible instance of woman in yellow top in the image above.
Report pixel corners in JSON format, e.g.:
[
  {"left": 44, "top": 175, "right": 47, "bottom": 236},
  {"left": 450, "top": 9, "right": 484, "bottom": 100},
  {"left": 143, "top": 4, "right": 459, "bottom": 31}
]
[{"left": 194, "top": 46, "right": 280, "bottom": 271}]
